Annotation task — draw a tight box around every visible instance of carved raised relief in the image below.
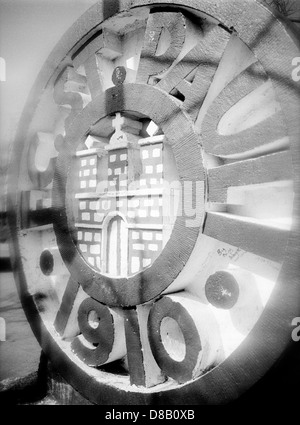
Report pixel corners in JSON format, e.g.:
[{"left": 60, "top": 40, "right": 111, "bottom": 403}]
[{"left": 8, "top": 0, "right": 300, "bottom": 404}]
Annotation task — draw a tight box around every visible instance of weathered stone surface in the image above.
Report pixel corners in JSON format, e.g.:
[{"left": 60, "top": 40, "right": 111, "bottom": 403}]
[{"left": 6, "top": 0, "right": 300, "bottom": 407}]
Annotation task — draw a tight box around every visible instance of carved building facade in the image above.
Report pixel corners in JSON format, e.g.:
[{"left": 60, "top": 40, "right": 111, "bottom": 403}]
[{"left": 75, "top": 122, "right": 166, "bottom": 276}]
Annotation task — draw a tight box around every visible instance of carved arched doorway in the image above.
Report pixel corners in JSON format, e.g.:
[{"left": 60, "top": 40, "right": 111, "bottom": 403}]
[{"left": 103, "top": 214, "right": 128, "bottom": 277}]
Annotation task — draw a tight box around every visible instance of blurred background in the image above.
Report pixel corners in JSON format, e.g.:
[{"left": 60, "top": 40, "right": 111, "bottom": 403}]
[{"left": 0, "top": 0, "right": 97, "bottom": 383}]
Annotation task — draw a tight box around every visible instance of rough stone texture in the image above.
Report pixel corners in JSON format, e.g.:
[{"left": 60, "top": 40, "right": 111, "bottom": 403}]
[
  {"left": 208, "top": 151, "right": 292, "bottom": 203},
  {"left": 204, "top": 212, "right": 289, "bottom": 263}
]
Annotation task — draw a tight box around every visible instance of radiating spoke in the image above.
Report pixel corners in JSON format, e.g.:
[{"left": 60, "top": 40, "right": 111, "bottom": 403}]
[
  {"left": 204, "top": 212, "right": 289, "bottom": 263},
  {"left": 208, "top": 151, "right": 292, "bottom": 203}
]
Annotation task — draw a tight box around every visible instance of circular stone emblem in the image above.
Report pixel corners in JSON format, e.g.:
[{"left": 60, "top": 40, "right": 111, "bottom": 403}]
[{"left": 8, "top": 0, "right": 300, "bottom": 405}]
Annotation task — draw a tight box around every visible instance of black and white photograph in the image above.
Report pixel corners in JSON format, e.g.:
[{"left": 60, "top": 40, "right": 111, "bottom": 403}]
[{"left": 0, "top": 0, "right": 300, "bottom": 408}]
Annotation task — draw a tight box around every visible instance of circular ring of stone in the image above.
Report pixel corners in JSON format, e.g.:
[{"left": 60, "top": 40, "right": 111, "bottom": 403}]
[{"left": 52, "top": 83, "right": 205, "bottom": 307}]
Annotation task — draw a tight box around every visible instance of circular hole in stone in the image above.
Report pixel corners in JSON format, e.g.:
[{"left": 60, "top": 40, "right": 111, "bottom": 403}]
[
  {"left": 160, "top": 317, "right": 186, "bottom": 362},
  {"left": 112, "top": 66, "right": 127, "bottom": 86},
  {"left": 205, "top": 271, "right": 240, "bottom": 309},
  {"left": 40, "top": 250, "right": 54, "bottom": 276},
  {"left": 88, "top": 310, "right": 100, "bottom": 329}
]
